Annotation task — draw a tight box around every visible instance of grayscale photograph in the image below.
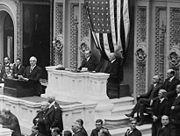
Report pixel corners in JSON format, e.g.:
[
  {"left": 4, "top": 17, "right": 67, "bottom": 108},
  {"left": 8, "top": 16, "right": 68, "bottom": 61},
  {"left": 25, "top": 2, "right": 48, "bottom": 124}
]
[{"left": 0, "top": 0, "right": 179, "bottom": 136}]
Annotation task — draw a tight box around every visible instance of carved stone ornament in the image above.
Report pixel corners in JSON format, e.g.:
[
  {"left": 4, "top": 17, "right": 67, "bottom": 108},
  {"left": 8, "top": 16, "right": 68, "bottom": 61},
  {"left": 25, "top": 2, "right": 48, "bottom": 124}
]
[
  {"left": 168, "top": 46, "right": 180, "bottom": 69},
  {"left": 53, "top": 34, "right": 63, "bottom": 52},
  {"left": 79, "top": 36, "right": 90, "bottom": 53},
  {"left": 136, "top": 42, "right": 147, "bottom": 64}
]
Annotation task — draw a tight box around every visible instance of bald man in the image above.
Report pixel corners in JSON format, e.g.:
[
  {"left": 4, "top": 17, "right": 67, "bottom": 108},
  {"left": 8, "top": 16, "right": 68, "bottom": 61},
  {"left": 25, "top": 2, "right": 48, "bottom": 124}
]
[{"left": 22, "top": 56, "right": 43, "bottom": 96}]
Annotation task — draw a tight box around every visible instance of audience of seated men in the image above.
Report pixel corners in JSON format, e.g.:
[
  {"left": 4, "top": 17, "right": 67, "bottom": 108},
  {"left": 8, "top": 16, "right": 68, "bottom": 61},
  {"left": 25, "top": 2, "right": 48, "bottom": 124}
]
[
  {"left": 18, "top": 56, "right": 43, "bottom": 96},
  {"left": 170, "top": 84, "right": 180, "bottom": 136},
  {"left": 78, "top": 50, "right": 99, "bottom": 72},
  {"left": 125, "top": 75, "right": 162, "bottom": 120},
  {"left": 157, "top": 115, "right": 171, "bottom": 136},
  {"left": 161, "top": 69, "right": 180, "bottom": 112},
  {"left": 151, "top": 89, "right": 169, "bottom": 136}
]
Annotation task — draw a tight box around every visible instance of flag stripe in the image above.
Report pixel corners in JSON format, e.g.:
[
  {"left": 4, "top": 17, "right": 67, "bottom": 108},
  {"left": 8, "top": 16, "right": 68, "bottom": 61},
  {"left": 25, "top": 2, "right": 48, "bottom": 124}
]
[
  {"left": 123, "top": 0, "right": 130, "bottom": 47},
  {"left": 84, "top": 0, "right": 131, "bottom": 61},
  {"left": 120, "top": 0, "right": 126, "bottom": 54},
  {"left": 99, "top": 33, "right": 109, "bottom": 60},
  {"left": 107, "top": 33, "right": 114, "bottom": 52},
  {"left": 114, "top": 0, "right": 117, "bottom": 43},
  {"left": 109, "top": 0, "right": 116, "bottom": 49}
]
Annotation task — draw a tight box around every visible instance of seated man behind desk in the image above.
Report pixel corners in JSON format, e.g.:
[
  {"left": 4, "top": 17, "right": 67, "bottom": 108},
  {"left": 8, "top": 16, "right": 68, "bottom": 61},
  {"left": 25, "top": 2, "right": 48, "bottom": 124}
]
[
  {"left": 12, "top": 58, "right": 25, "bottom": 79},
  {"left": 78, "top": 50, "right": 99, "bottom": 72},
  {"left": 19, "top": 56, "right": 43, "bottom": 96}
]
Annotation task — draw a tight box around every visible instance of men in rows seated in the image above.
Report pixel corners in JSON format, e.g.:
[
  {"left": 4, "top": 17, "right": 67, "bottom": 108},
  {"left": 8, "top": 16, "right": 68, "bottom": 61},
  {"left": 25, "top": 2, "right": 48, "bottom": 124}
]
[
  {"left": 161, "top": 69, "right": 180, "bottom": 112},
  {"left": 170, "top": 84, "right": 180, "bottom": 136},
  {"left": 125, "top": 75, "right": 162, "bottom": 120},
  {"left": 151, "top": 89, "right": 169, "bottom": 136},
  {"left": 78, "top": 50, "right": 99, "bottom": 72}
]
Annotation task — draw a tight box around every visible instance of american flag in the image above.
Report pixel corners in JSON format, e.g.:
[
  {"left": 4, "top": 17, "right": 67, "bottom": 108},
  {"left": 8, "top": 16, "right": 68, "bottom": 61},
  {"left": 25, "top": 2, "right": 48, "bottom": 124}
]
[{"left": 85, "top": 0, "right": 130, "bottom": 61}]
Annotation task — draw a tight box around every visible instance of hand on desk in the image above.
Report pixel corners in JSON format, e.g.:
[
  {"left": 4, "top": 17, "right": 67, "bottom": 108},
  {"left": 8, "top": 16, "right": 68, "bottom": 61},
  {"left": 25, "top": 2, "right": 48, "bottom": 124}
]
[{"left": 18, "top": 75, "right": 29, "bottom": 81}]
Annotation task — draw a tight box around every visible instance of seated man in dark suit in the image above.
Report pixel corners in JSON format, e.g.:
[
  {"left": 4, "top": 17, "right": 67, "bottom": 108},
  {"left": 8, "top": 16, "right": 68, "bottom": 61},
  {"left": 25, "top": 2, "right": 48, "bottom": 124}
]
[
  {"left": 1, "top": 108, "right": 21, "bottom": 136},
  {"left": 125, "top": 75, "right": 162, "bottom": 122},
  {"left": 161, "top": 69, "right": 180, "bottom": 112},
  {"left": 18, "top": 56, "right": 43, "bottom": 96},
  {"left": 12, "top": 58, "right": 25, "bottom": 79},
  {"left": 78, "top": 50, "right": 99, "bottom": 72},
  {"left": 151, "top": 89, "right": 169, "bottom": 136},
  {"left": 157, "top": 115, "right": 171, "bottom": 136},
  {"left": 170, "top": 84, "right": 180, "bottom": 136}
]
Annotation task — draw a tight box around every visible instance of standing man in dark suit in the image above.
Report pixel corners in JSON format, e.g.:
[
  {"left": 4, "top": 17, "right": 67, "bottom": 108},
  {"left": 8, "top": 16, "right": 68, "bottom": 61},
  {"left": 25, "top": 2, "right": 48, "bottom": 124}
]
[
  {"left": 1, "top": 108, "right": 21, "bottom": 136},
  {"left": 12, "top": 58, "right": 25, "bottom": 78},
  {"left": 124, "top": 118, "right": 142, "bottom": 136},
  {"left": 125, "top": 75, "right": 162, "bottom": 122},
  {"left": 45, "top": 96, "right": 63, "bottom": 136},
  {"left": 33, "top": 101, "right": 49, "bottom": 136},
  {"left": 106, "top": 53, "right": 123, "bottom": 99},
  {"left": 170, "top": 84, "right": 180, "bottom": 136},
  {"left": 19, "top": 56, "right": 43, "bottom": 96},
  {"left": 162, "top": 69, "right": 180, "bottom": 112},
  {"left": 151, "top": 89, "right": 169, "bottom": 136},
  {"left": 78, "top": 50, "right": 99, "bottom": 72}
]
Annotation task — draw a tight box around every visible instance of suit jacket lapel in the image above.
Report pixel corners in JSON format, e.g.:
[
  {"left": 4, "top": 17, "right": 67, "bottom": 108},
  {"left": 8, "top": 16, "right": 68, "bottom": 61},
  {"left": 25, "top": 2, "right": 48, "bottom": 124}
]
[{"left": 46, "top": 106, "right": 54, "bottom": 116}]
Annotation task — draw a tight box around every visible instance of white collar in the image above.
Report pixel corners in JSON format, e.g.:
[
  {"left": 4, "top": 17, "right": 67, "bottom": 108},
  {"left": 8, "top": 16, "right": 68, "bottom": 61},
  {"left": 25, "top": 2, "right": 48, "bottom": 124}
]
[
  {"left": 160, "top": 98, "right": 164, "bottom": 103},
  {"left": 48, "top": 101, "right": 55, "bottom": 108},
  {"left": 86, "top": 56, "right": 90, "bottom": 61},
  {"left": 111, "top": 59, "right": 116, "bottom": 63},
  {"left": 177, "top": 93, "right": 180, "bottom": 97},
  {"left": 31, "top": 65, "right": 36, "bottom": 70},
  {"left": 169, "top": 76, "right": 175, "bottom": 82}
]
